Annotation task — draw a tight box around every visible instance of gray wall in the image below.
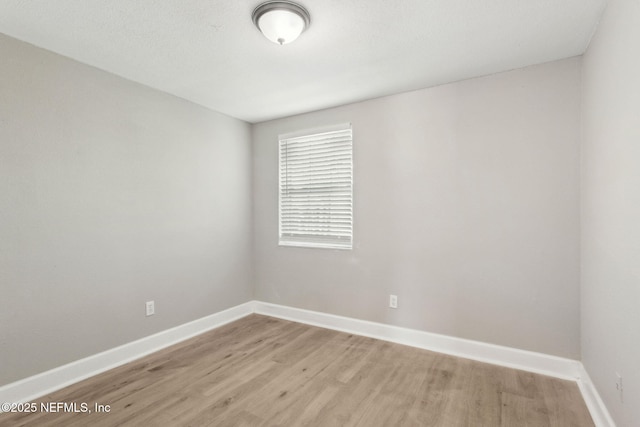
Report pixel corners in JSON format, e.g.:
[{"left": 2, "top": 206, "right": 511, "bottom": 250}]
[
  {"left": 2, "top": 22, "right": 603, "bottom": 393},
  {"left": 0, "top": 34, "right": 253, "bottom": 386},
  {"left": 581, "top": 0, "right": 640, "bottom": 425},
  {"left": 253, "top": 58, "right": 582, "bottom": 358}
]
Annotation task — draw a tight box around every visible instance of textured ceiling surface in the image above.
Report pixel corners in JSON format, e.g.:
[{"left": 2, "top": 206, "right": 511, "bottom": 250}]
[{"left": 0, "top": 0, "right": 606, "bottom": 123}]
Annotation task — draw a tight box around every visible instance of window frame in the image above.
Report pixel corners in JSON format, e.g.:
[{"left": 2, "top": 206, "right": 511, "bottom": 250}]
[{"left": 278, "top": 123, "right": 353, "bottom": 250}]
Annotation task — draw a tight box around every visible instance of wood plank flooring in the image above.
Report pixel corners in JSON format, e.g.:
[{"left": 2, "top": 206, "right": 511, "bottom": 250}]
[{"left": 0, "top": 314, "right": 594, "bottom": 426}]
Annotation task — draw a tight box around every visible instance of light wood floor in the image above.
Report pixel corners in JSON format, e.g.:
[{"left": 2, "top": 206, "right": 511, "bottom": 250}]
[{"left": 1, "top": 314, "right": 594, "bottom": 426}]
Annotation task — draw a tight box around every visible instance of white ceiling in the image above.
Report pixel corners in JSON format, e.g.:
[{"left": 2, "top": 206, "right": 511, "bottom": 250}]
[{"left": 0, "top": 0, "right": 606, "bottom": 123}]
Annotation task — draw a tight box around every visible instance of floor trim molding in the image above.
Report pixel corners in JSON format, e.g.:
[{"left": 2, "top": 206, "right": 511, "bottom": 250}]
[
  {"left": 1, "top": 300, "right": 614, "bottom": 426},
  {"left": 576, "top": 366, "right": 617, "bottom": 427},
  {"left": 0, "top": 301, "right": 255, "bottom": 405},
  {"left": 254, "top": 302, "right": 614, "bottom": 426},
  {"left": 254, "top": 301, "right": 581, "bottom": 380}
]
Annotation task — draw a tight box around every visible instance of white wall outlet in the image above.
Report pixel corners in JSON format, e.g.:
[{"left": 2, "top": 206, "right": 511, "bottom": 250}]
[
  {"left": 615, "top": 372, "right": 623, "bottom": 403},
  {"left": 389, "top": 294, "right": 398, "bottom": 309},
  {"left": 146, "top": 301, "right": 155, "bottom": 317}
]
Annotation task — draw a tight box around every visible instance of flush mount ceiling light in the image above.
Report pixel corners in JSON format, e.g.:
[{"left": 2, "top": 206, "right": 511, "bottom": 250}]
[{"left": 252, "top": 1, "right": 310, "bottom": 45}]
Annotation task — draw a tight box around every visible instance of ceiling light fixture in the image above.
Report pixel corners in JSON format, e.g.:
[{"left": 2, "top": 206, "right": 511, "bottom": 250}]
[{"left": 252, "top": 1, "right": 310, "bottom": 45}]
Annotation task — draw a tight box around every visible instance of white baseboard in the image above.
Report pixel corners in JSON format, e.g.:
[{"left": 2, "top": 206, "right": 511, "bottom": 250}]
[
  {"left": 254, "top": 301, "right": 615, "bottom": 426},
  {"left": 576, "top": 366, "right": 617, "bottom": 427},
  {"left": 254, "top": 301, "right": 582, "bottom": 380},
  {"left": 0, "top": 299, "right": 614, "bottom": 427},
  {"left": 0, "top": 301, "right": 255, "bottom": 405}
]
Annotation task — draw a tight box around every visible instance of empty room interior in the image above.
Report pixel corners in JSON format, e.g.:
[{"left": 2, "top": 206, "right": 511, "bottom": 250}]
[{"left": 0, "top": 0, "right": 638, "bottom": 426}]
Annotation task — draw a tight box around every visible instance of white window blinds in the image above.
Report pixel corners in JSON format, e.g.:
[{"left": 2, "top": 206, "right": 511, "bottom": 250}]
[{"left": 279, "top": 124, "right": 353, "bottom": 249}]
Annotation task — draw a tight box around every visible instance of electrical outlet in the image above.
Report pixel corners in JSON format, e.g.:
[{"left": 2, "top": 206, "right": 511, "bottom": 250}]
[
  {"left": 389, "top": 294, "right": 398, "bottom": 309},
  {"left": 615, "top": 373, "right": 623, "bottom": 403},
  {"left": 146, "top": 301, "right": 155, "bottom": 317}
]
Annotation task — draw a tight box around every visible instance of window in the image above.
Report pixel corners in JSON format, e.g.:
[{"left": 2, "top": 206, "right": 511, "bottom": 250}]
[{"left": 279, "top": 123, "right": 353, "bottom": 249}]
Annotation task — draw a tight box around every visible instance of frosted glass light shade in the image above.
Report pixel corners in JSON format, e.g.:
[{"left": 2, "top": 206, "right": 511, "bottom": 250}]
[{"left": 252, "top": 1, "right": 310, "bottom": 45}]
